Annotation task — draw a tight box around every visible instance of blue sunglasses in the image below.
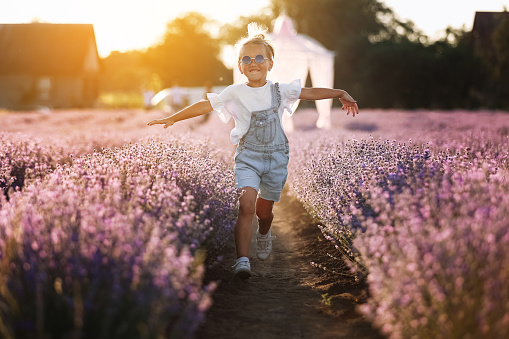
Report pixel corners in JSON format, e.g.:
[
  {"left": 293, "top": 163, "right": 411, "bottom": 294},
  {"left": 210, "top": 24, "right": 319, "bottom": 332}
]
[{"left": 240, "top": 54, "right": 269, "bottom": 65}]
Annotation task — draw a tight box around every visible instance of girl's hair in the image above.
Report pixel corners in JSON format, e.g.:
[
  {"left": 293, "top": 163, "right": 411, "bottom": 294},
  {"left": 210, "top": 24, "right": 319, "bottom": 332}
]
[{"left": 236, "top": 23, "right": 275, "bottom": 63}]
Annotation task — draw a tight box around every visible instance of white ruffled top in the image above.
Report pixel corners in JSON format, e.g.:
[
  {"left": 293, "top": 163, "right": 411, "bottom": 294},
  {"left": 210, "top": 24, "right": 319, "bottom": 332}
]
[{"left": 207, "top": 79, "right": 301, "bottom": 145}]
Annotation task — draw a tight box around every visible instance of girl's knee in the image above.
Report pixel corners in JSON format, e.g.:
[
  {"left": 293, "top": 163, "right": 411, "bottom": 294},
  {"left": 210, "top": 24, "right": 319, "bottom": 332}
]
[
  {"left": 256, "top": 209, "right": 274, "bottom": 222},
  {"left": 256, "top": 198, "right": 274, "bottom": 221},
  {"left": 238, "top": 186, "right": 257, "bottom": 218},
  {"left": 239, "top": 200, "right": 256, "bottom": 218}
]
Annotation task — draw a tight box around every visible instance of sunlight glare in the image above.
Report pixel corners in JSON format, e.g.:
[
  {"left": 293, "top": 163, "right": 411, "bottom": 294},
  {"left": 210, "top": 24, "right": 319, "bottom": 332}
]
[{"left": 0, "top": 0, "right": 271, "bottom": 57}]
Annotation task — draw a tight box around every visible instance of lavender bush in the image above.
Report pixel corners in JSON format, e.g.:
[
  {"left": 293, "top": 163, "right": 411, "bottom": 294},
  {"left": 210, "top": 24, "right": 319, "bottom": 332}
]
[
  {"left": 0, "top": 131, "right": 137, "bottom": 200},
  {"left": 353, "top": 165, "right": 509, "bottom": 338},
  {"left": 287, "top": 126, "right": 509, "bottom": 338},
  {"left": 288, "top": 135, "right": 455, "bottom": 273},
  {"left": 0, "top": 132, "right": 67, "bottom": 199},
  {"left": 0, "top": 135, "right": 238, "bottom": 339}
]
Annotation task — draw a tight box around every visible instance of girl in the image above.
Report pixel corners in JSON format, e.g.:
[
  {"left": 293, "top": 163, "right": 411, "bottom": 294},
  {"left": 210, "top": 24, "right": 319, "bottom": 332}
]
[{"left": 148, "top": 23, "right": 359, "bottom": 279}]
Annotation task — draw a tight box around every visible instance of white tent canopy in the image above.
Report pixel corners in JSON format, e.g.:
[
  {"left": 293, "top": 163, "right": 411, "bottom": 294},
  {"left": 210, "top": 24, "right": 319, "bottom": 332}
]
[{"left": 233, "top": 15, "right": 335, "bottom": 131}]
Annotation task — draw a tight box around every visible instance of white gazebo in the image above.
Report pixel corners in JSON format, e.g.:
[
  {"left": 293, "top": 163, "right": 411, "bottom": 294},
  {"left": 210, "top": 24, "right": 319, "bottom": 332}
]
[{"left": 234, "top": 15, "right": 335, "bottom": 131}]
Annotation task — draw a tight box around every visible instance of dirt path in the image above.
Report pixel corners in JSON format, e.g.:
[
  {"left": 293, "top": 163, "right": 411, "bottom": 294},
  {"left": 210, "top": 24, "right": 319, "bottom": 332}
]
[{"left": 195, "top": 190, "right": 383, "bottom": 339}]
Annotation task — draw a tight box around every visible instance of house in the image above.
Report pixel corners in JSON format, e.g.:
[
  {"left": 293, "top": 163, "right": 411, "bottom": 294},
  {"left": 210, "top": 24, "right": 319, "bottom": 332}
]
[
  {"left": 0, "top": 23, "right": 101, "bottom": 110},
  {"left": 471, "top": 11, "right": 509, "bottom": 53}
]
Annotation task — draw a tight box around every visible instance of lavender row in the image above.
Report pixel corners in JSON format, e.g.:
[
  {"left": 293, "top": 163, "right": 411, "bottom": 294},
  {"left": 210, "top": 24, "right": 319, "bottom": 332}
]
[
  {"left": 287, "top": 132, "right": 508, "bottom": 337},
  {"left": 1, "top": 132, "right": 68, "bottom": 198},
  {"left": 288, "top": 136, "right": 453, "bottom": 270},
  {"left": 0, "top": 131, "right": 135, "bottom": 199},
  {"left": 0, "top": 135, "right": 238, "bottom": 339},
  {"left": 353, "top": 162, "right": 509, "bottom": 338}
]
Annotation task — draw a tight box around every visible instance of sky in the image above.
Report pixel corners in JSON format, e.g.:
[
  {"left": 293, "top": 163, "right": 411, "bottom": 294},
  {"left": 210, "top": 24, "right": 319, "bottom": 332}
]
[{"left": 0, "top": 0, "right": 508, "bottom": 57}]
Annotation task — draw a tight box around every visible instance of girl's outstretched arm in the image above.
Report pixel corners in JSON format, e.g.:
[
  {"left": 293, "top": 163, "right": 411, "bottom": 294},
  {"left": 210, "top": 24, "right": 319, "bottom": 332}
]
[
  {"left": 147, "top": 100, "right": 214, "bottom": 128},
  {"left": 300, "top": 87, "right": 359, "bottom": 117}
]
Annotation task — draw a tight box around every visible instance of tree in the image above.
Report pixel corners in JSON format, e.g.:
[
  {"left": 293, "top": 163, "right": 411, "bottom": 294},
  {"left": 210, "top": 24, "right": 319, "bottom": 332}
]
[
  {"left": 146, "top": 12, "right": 232, "bottom": 87},
  {"left": 99, "top": 50, "right": 152, "bottom": 93},
  {"left": 265, "top": 0, "right": 484, "bottom": 109},
  {"left": 357, "top": 39, "right": 433, "bottom": 108},
  {"left": 269, "top": 0, "right": 394, "bottom": 90},
  {"left": 219, "top": 11, "right": 275, "bottom": 46}
]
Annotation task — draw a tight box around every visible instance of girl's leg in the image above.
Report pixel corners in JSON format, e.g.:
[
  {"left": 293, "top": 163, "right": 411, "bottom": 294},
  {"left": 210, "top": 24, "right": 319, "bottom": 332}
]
[
  {"left": 235, "top": 187, "right": 258, "bottom": 258},
  {"left": 256, "top": 197, "right": 274, "bottom": 235}
]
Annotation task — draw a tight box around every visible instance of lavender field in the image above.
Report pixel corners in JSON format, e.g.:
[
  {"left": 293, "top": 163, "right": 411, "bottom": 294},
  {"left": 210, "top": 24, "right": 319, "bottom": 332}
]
[
  {"left": 0, "top": 110, "right": 238, "bottom": 338},
  {"left": 1, "top": 108, "right": 509, "bottom": 338},
  {"left": 288, "top": 109, "right": 509, "bottom": 338}
]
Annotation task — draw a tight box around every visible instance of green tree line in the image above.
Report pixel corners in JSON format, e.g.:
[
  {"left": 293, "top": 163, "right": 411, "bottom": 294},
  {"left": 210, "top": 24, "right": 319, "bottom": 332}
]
[{"left": 99, "top": 0, "right": 509, "bottom": 109}]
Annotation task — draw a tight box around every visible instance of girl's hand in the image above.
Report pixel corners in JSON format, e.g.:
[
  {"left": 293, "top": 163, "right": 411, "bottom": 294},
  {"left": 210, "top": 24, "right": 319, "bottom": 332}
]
[
  {"left": 339, "top": 91, "right": 359, "bottom": 117},
  {"left": 147, "top": 117, "right": 175, "bottom": 129}
]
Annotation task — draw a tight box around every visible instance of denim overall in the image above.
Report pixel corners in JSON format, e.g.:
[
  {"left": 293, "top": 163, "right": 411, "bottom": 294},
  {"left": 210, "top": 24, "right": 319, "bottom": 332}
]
[{"left": 234, "top": 83, "right": 290, "bottom": 202}]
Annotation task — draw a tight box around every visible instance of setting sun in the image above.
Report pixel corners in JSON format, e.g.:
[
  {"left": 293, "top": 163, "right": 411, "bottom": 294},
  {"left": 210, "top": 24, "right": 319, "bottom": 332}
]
[{"left": 0, "top": 0, "right": 271, "bottom": 57}]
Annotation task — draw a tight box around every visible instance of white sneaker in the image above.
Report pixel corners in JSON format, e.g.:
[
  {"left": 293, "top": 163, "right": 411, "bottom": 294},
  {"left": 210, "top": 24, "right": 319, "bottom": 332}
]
[
  {"left": 232, "top": 258, "right": 251, "bottom": 279},
  {"left": 256, "top": 230, "right": 275, "bottom": 261}
]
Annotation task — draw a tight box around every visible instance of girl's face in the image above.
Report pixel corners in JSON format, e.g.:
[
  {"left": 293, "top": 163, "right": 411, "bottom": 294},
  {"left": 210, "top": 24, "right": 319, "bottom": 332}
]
[{"left": 238, "top": 44, "right": 273, "bottom": 87}]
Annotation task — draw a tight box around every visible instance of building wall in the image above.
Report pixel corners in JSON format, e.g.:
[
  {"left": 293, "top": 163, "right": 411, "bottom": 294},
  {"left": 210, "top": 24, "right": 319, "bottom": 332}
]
[
  {"left": 0, "top": 74, "right": 98, "bottom": 109},
  {"left": 51, "top": 76, "right": 83, "bottom": 108},
  {"left": 0, "top": 75, "right": 39, "bottom": 109}
]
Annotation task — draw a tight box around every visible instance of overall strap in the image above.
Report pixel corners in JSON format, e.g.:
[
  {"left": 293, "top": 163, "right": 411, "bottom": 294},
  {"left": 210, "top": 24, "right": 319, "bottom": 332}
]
[
  {"left": 272, "top": 82, "right": 281, "bottom": 112},
  {"left": 238, "top": 82, "right": 283, "bottom": 148}
]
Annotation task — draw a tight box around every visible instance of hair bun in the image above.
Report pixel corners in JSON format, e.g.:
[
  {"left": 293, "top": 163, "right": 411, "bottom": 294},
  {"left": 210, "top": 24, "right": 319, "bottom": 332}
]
[
  {"left": 235, "top": 22, "right": 275, "bottom": 61},
  {"left": 247, "top": 23, "right": 268, "bottom": 39}
]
